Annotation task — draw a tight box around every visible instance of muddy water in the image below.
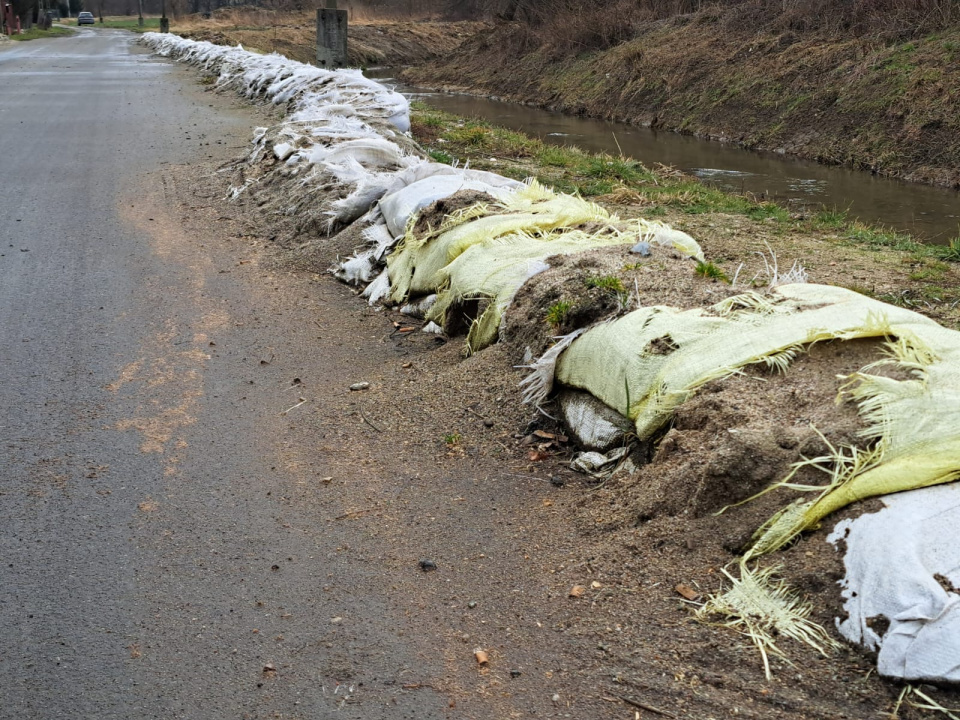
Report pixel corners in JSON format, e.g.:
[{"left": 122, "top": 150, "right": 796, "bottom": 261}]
[{"left": 368, "top": 70, "right": 960, "bottom": 243}]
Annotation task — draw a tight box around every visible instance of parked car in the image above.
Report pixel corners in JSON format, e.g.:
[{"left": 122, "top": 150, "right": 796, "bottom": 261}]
[{"left": 77, "top": 11, "right": 95, "bottom": 25}]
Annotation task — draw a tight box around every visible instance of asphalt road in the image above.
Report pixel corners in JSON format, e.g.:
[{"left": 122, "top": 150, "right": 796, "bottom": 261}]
[{"left": 0, "top": 30, "right": 449, "bottom": 719}]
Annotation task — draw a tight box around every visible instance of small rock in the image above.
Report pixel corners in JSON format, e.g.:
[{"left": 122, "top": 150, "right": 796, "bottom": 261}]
[
  {"left": 510, "top": 669, "right": 522, "bottom": 678},
  {"left": 549, "top": 475, "right": 565, "bottom": 487},
  {"left": 467, "top": 600, "right": 478, "bottom": 609},
  {"left": 569, "top": 585, "right": 586, "bottom": 598},
  {"left": 349, "top": 382, "right": 370, "bottom": 391},
  {"left": 419, "top": 558, "right": 437, "bottom": 572},
  {"left": 552, "top": 693, "right": 561, "bottom": 704},
  {"left": 483, "top": 419, "right": 494, "bottom": 428}
]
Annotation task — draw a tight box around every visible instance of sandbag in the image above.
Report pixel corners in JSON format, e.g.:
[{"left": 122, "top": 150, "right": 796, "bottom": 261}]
[
  {"left": 378, "top": 174, "right": 519, "bottom": 237},
  {"left": 829, "top": 482, "right": 960, "bottom": 683}
]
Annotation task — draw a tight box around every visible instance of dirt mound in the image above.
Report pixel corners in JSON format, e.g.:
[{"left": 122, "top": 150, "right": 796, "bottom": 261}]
[{"left": 504, "top": 243, "right": 739, "bottom": 363}]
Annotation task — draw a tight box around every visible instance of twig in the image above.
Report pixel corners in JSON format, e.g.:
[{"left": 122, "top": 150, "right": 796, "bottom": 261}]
[
  {"left": 615, "top": 695, "right": 677, "bottom": 718},
  {"left": 612, "top": 132, "right": 624, "bottom": 158},
  {"left": 335, "top": 508, "right": 377, "bottom": 520},
  {"left": 280, "top": 398, "right": 307, "bottom": 415},
  {"left": 358, "top": 402, "right": 383, "bottom": 432},
  {"left": 464, "top": 406, "right": 487, "bottom": 421}
]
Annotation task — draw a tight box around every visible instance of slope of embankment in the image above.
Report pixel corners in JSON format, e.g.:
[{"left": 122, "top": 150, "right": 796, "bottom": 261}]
[
  {"left": 174, "top": 8, "right": 487, "bottom": 67},
  {"left": 404, "top": 13, "right": 960, "bottom": 188}
]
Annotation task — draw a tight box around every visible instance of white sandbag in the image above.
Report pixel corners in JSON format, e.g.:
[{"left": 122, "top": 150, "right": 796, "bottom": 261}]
[
  {"left": 333, "top": 249, "right": 377, "bottom": 285},
  {"left": 379, "top": 174, "right": 517, "bottom": 238},
  {"left": 557, "top": 389, "right": 634, "bottom": 452},
  {"left": 828, "top": 483, "right": 960, "bottom": 683},
  {"left": 570, "top": 446, "right": 630, "bottom": 475},
  {"left": 361, "top": 222, "right": 399, "bottom": 260},
  {"left": 400, "top": 294, "right": 437, "bottom": 318},
  {"left": 361, "top": 270, "right": 391, "bottom": 305}
]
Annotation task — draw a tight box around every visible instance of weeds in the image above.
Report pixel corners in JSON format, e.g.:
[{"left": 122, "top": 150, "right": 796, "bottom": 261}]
[
  {"left": 443, "top": 432, "right": 463, "bottom": 446},
  {"left": 428, "top": 149, "right": 454, "bottom": 165},
  {"left": 545, "top": 300, "right": 573, "bottom": 329},
  {"left": 940, "top": 237, "right": 960, "bottom": 262},
  {"left": 695, "top": 261, "right": 731, "bottom": 283},
  {"left": 11, "top": 26, "right": 72, "bottom": 40},
  {"left": 585, "top": 274, "right": 627, "bottom": 294}
]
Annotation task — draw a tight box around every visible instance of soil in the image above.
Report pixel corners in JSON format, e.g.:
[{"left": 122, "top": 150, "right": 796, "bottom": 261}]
[
  {"left": 158, "top": 116, "right": 960, "bottom": 720},
  {"left": 403, "top": 17, "right": 960, "bottom": 188}
]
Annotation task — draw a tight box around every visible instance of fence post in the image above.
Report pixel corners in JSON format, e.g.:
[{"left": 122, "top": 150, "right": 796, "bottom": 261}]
[{"left": 316, "top": 0, "right": 348, "bottom": 69}]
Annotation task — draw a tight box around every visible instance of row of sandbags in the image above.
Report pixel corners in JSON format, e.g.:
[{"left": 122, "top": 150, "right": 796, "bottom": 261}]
[
  {"left": 139, "top": 36, "right": 704, "bottom": 353},
  {"left": 143, "top": 35, "right": 960, "bottom": 683}
]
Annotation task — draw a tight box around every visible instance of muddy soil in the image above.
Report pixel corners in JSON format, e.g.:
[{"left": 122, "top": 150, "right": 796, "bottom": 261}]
[{"left": 163, "top": 130, "right": 960, "bottom": 718}]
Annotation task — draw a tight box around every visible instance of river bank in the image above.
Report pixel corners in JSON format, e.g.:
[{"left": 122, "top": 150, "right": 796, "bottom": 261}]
[
  {"left": 408, "top": 102, "right": 960, "bottom": 330},
  {"left": 172, "top": 8, "right": 487, "bottom": 67},
  {"left": 403, "top": 14, "right": 960, "bottom": 190}
]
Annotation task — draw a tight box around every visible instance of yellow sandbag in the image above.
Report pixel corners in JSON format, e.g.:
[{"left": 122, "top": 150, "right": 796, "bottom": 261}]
[
  {"left": 387, "top": 184, "right": 611, "bottom": 304},
  {"left": 550, "top": 282, "right": 960, "bottom": 554}
]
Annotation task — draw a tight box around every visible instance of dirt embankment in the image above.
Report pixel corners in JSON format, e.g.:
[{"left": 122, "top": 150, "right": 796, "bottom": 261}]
[
  {"left": 177, "top": 10, "right": 487, "bottom": 67},
  {"left": 404, "top": 14, "right": 960, "bottom": 188}
]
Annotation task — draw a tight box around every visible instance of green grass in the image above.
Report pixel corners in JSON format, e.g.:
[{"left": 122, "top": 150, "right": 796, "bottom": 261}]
[
  {"left": 585, "top": 274, "right": 629, "bottom": 305},
  {"left": 695, "top": 261, "right": 731, "bottom": 283},
  {"left": 545, "top": 300, "right": 572, "bottom": 328},
  {"left": 427, "top": 149, "right": 454, "bottom": 165},
  {"left": 585, "top": 274, "right": 626, "bottom": 293},
  {"left": 10, "top": 26, "right": 72, "bottom": 41},
  {"left": 939, "top": 237, "right": 960, "bottom": 262}
]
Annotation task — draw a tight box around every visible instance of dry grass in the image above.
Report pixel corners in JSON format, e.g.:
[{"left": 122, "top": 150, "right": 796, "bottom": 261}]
[{"left": 174, "top": 9, "right": 486, "bottom": 66}]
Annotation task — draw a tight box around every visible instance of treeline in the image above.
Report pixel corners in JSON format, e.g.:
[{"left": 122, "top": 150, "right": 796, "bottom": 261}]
[{"left": 453, "top": 0, "right": 960, "bottom": 48}]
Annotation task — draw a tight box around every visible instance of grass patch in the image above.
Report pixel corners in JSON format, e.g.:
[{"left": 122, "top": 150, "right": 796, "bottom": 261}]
[
  {"left": 585, "top": 274, "right": 629, "bottom": 305},
  {"left": 812, "top": 208, "right": 849, "bottom": 230},
  {"left": 585, "top": 274, "right": 626, "bottom": 293},
  {"left": 442, "top": 432, "right": 463, "bottom": 447},
  {"left": 938, "top": 237, "right": 960, "bottom": 262},
  {"left": 695, "top": 261, "right": 731, "bottom": 283},
  {"left": 428, "top": 149, "right": 454, "bottom": 165},
  {"left": 11, "top": 26, "right": 73, "bottom": 40},
  {"left": 545, "top": 300, "right": 572, "bottom": 329}
]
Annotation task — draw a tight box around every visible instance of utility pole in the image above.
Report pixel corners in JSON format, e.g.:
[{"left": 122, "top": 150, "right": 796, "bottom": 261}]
[{"left": 137, "top": 0, "right": 142, "bottom": 26}]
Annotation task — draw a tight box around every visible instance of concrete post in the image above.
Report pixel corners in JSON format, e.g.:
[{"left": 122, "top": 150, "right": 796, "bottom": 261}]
[{"left": 316, "top": 0, "right": 348, "bottom": 69}]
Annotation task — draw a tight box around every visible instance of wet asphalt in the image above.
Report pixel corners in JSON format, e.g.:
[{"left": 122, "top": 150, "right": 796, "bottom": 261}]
[{"left": 0, "top": 30, "right": 447, "bottom": 719}]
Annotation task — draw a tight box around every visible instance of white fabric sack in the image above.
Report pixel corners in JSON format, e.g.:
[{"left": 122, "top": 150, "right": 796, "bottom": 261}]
[
  {"left": 829, "top": 482, "right": 960, "bottom": 683},
  {"left": 379, "top": 173, "right": 521, "bottom": 237}
]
